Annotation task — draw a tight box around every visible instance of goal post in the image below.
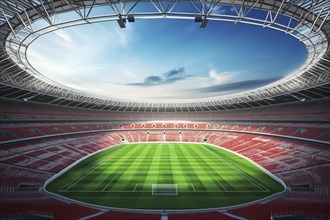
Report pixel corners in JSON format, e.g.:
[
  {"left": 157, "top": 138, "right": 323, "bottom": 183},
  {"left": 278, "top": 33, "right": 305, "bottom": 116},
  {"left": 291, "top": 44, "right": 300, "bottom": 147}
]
[{"left": 152, "top": 184, "right": 178, "bottom": 196}]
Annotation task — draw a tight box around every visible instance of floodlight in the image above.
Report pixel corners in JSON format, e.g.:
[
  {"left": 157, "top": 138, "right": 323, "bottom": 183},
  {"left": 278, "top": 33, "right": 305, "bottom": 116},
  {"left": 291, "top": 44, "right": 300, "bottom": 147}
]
[
  {"left": 127, "top": 14, "right": 135, "bottom": 22},
  {"left": 194, "top": 15, "right": 208, "bottom": 28},
  {"left": 117, "top": 18, "right": 126, "bottom": 28},
  {"left": 200, "top": 18, "right": 209, "bottom": 28},
  {"left": 194, "top": 15, "right": 203, "bottom": 22}
]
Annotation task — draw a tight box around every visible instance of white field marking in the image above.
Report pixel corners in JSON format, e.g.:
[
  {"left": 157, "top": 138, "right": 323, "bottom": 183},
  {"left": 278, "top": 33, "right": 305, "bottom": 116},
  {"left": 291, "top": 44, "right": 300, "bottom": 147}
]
[
  {"left": 60, "top": 145, "right": 129, "bottom": 192},
  {"left": 133, "top": 184, "right": 139, "bottom": 192},
  {"left": 203, "top": 148, "right": 268, "bottom": 191},
  {"left": 62, "top": 179, "right": 269, "bottom": 194},
  {"left": 191, "top": 184, "right": 196, "bottom": 192},
  {"left": 59, "top": 163, "right": 99, "bottom": 192},
  {"left": 133, "top": 183, "right": 151, "bottom": 192},
  {"left": 210, "top": 173, "right": 228, "bottom": 192},
  {"left": 202, "top": 146, "right": 269, "bottom": 192},
  {"left": 147, "top": 171, "right": 201, "bottom": 175},
  {"left": 102, "top": 173, "right": 119, "bottom": 192},
  {"left": 133, "top": 183, "right": 196, "bottom": 192},
  {"left": 61, "top": 168, "right": 270, "bottom": 194},
  {"left": 63, "top": 190, "right": 269, "bottom": 193},
  {"left": 223, "top": 160, "right": 270, "bottom": 192},
  {"left": 144, "top": 157, "right": 178, "bottom": 160},
  {"left": 63, "top": 190, "right": 151, "bottom": 193},
  {"left": 65, "top": 169, "right": 269, "bottom": 193}
]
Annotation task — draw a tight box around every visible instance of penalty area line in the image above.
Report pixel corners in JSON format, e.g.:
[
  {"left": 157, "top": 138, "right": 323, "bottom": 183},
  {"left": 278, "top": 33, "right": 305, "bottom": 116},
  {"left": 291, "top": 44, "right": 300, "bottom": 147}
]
[
  {"left": 62, "top": 190, "right": 270, "bottom": 193},
  {"left": 211, "top": 173, "right": 228, "bottom": 192},
  {"left": 102, "top": 173, "right": 119, "bottom": 192},
  {"left": 190, "top": 184, "right": 196, "bottom": 192},
  {"left": 133, "top": 184, "right": 141, "bottom": 192},
  {"left": 203, "top": 146, "right": 269, "bottom": 192},
  {"left": 59, "top": 146, "right": 128, "bottom": 192}
]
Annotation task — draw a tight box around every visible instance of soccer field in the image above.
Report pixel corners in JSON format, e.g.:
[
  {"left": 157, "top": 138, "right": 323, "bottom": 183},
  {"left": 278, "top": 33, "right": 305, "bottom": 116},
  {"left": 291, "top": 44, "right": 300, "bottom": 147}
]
[{"left": 45, "top": 143, "right": 285, "bottom": 210}]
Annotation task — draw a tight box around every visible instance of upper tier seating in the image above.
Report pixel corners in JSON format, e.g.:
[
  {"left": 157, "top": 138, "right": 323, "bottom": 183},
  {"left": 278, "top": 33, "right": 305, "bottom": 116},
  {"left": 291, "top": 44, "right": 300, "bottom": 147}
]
[
  {"left": 1, "top": 121, "right": 329, "bottom": 143},
  {"left": 1, "top": 98, "right": 329, "bottom": 121}
]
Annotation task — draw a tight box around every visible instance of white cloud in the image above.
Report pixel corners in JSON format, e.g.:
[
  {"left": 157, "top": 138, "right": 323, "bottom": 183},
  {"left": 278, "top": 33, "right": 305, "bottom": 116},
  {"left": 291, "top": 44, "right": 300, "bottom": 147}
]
[
  {"left": 208, "top": 69, "right": 238, "bottom": 84},
  {"left": 27, "top": 20, "right": 245, "bottom": 100},
  {"left": 94, "top": 22, "right": 134, "bottom": 49},
  {"left": 212, "top": 5, "right": 227, "bottom": 14}
]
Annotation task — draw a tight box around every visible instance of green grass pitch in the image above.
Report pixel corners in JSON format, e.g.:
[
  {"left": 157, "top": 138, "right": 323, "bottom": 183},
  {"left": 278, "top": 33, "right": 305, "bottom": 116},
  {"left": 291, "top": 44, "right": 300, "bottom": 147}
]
[{"left": 45, "top": 143, "right": 285, "bottom": 210}]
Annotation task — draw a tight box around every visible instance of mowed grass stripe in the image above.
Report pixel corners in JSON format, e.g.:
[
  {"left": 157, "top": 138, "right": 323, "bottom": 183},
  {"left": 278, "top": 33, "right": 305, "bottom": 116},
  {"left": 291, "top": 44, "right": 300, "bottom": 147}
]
[
  {"left": 142, "top": 143, "right": 163, "bottom": 191},
  {"left": 137, "top": 143, "right": 161, "bottom": 192},
  {"left": 202, "top": 144, "right": 268, "bottom": 191},
  {"left": 101, "top": 144, "right": 144, "bottom": 192},
  {"left": 169, "top": 143, "right": 192, "bottom": 193},
  {"left": 67, "top": 144, "right": 141, "bottom": 192},
  {"left": 188, "top": 144, "right": 230, "bottom": 191},
  {"left": 140, "top": 143, "right": 159, "bottom": 181},
  {"left": 121, "top": 143, "right": 156, "bottom": 192},
  {"left": 177, "top": 144, "right": 209, "bottom": 192},
  {"left": 189, "top": 145, "right": 232, "bottom": 192},
  {"left": 47, "top": 143, "right": 285, "bottom": 209},
  {"left": 60, "top": 145, "right": 127, "bottom": 192},
  {"left": 86, "top": 144, "right": 139, "bottom": 191},
  {"left": 195, "top": 146, "right": 238, "bottom": 188},
  {"left": 158, "top": 144, "right": 174, "bottom": 185}
]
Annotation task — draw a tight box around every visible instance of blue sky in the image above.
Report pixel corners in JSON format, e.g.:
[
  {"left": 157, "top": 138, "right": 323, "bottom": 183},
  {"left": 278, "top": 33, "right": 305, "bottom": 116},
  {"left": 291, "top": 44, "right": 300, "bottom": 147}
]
[{"left": 28, "top": 15, "right": 306, "bottom": 100}]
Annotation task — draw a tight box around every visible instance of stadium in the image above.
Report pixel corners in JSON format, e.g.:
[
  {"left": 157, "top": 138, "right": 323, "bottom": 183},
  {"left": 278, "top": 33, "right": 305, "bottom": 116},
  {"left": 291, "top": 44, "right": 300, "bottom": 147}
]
[{"left": 0, "top": 0, "right": 329, "bottom": 219}]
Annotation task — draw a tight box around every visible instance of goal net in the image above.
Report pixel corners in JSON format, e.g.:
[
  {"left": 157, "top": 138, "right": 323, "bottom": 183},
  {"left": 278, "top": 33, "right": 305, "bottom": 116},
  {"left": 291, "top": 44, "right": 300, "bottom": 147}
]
[{"left": 152, "top": 184, "right": 178, "bottom": 196}]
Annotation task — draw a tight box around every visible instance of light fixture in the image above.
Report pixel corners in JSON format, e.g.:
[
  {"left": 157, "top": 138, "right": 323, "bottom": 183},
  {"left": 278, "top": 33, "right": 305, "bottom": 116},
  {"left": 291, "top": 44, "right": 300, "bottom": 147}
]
[
  {"left": 194, "top": 14, "right": 208, "bottom": 28},
  {"left": 117, "top": 14, "right": 135, "bottom": 28},
  {"left": 117, "top": 17, "right": 126, "bottom": 28},
  {"left": 195, "top": 15, "right": 203, "bottom": 22},
  {"left": 127, "top": 14, "right": 135, "bottom": 22},
  {"left": 200, "top": 18, "right": 208, "bottom": 28}
]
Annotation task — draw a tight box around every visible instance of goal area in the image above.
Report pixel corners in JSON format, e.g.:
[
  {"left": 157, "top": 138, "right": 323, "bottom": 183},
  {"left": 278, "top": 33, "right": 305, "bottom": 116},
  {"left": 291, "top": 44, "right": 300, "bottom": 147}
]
[{"left": 152, "top": 184, "right": 178, "bottom": 196}]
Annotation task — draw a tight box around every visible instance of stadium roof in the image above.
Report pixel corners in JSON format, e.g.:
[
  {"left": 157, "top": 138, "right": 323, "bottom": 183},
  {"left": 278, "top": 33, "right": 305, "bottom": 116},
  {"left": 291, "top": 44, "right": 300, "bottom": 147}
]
[{"left": 0, "top": 0, "right": 330, "bottom": 112}]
